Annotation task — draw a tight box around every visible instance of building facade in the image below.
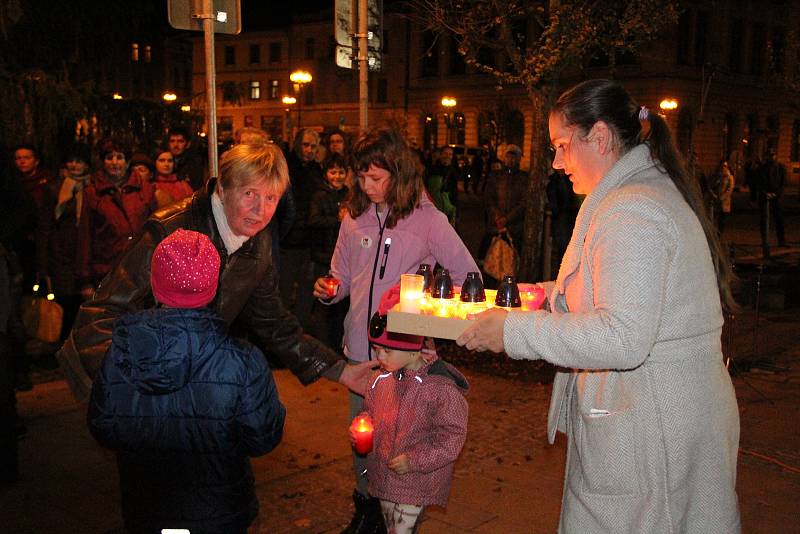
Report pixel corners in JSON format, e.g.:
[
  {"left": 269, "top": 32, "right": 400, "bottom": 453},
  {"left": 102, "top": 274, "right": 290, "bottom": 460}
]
[{"left": 192, "top": 1, "right": 800, "bottom": 185}]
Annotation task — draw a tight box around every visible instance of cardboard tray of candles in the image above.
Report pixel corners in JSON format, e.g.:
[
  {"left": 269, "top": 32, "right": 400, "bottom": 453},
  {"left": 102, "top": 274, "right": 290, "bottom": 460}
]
[
  {"left": 387, "top": 286, "right": 545, "bottom": 341},
  {"left": 387, "top": 302, "right": 474, "bottom": 340}
]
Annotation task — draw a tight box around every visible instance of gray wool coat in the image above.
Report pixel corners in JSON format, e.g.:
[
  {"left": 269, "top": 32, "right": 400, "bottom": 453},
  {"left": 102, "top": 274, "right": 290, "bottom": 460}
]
[{"left": 504, "top": 145, "right": 740, "bottom": 533}]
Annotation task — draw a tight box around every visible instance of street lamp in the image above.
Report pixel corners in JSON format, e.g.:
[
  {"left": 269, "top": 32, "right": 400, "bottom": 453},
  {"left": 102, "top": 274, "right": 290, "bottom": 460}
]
[
  {"left": 659, "top": 98, "right": 678, "bottom": 111},
  {"left": 112, "top": 93, "right": 123, "bottom": 100},
  {"left": 441, "top": 96, "right": 457, "bottom": 145},
  {"left": 290, "top": 69, "right": 312, "bottom": 129},
  {"left": 282, "top": 96, "right": 297, "bottom": 141},
  {"left": 163, "top": 92, "right": 177, "bottom": 102}
]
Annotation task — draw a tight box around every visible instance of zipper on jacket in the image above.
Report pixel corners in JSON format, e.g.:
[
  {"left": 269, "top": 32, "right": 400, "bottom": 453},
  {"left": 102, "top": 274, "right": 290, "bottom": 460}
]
[{"left": 366, "top": 204, "right": 388, "bottom": 360}]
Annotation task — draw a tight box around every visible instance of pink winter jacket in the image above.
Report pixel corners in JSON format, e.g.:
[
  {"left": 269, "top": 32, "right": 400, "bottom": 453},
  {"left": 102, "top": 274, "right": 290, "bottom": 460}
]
[
  {"left": 328, "top": 196, "right": 479, "bottom": 360},
  {"left": 364, "top": 357, "right": 469, "bottom": 507}
]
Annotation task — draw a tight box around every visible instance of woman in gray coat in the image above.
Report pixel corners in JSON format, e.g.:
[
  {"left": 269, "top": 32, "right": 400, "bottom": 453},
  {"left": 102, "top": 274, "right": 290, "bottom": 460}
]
[{"left": 457, "top": 79, "right": 740, "bottom": 533}]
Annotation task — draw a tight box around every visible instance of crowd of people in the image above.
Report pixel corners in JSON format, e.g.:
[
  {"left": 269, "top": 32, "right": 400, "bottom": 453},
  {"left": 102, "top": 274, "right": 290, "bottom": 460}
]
[{"left": 0, "top": 78, "right": 755, "bottom": 533}]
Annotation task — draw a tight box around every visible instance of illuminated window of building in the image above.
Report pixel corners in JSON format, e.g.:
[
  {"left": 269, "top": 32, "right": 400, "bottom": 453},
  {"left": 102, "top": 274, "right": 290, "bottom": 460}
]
[
  {"left": 131, "top": 43, "right": 139, "bottom": 62},
  {"left": 269, "top": 80, "right": 279, "bottom": 100},
  {"left": 144, "top": 45, "right": 152, "bottom": 63},
  {"left": 250, "top": 80, "right": 261, "bottom": 100}
]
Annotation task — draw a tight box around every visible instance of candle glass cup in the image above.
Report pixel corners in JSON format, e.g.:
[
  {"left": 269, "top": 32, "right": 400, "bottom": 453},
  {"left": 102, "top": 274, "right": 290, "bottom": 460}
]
[
  {"left": 400, "top": 273, "right": 425, "bottom": 313},
  {"left": 350, "top": 413, "right": 374, "bottom": 455},
  {"left": 322, "top": 273, "right": 340, "bottom": 300}
]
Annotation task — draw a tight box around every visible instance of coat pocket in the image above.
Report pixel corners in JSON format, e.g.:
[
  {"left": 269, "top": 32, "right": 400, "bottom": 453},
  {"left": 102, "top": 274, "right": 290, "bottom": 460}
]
[{"left": 577, "top": 408, "right": 641, "bottom": 496}]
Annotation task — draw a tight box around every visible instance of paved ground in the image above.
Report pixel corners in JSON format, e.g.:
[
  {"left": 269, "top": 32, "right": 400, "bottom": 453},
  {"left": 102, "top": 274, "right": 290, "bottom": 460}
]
[{"left": 2, "top": 189, "right": 799, "bottom": 533}]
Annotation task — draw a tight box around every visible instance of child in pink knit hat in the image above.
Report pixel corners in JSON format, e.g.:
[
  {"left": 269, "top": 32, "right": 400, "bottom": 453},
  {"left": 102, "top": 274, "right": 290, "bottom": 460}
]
[
  {"left": 352, "top": 285, "right": 469, "bottom": 533},
  {"left": 88, "top": 228, "right": 285, "bottom": 533}
]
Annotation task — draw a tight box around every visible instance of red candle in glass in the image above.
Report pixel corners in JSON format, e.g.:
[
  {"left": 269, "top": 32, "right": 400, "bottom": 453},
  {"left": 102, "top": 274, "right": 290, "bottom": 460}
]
[
  {"left": 323, "top": 274, "right": 340, "bottom": 299},
  {"left": 350, "top": 414, "right": 374, "bottom": 455}
]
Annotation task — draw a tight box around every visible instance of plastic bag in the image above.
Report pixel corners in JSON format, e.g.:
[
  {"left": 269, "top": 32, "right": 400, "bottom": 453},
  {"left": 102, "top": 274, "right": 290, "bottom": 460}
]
[
  {"left": 483, "top": 231, "right": 518, "bottom": 280},
  {"left": 21, "top": 277, "right": 64, "bottom": 344}
]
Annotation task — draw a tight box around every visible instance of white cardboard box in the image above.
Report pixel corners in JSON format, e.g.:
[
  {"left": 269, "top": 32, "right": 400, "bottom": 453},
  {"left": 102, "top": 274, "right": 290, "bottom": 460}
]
[{"left": 386, "top": 304, "right": 473, "bottom": 340}]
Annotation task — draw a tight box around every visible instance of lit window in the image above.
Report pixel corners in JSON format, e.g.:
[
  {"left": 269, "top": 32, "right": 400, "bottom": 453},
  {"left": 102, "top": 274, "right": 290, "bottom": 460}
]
[
  {"left": 144, "top": 45, "right": 152, "bottom": 63},
  {"left": 250, "top": 80, "right": 261, "bottom": 100},
  {"left": 269, "top": 80, "right": 279, "bottom": 100},
  {"left": 131, "top": 43, "right": 139, "bottom": 62}
]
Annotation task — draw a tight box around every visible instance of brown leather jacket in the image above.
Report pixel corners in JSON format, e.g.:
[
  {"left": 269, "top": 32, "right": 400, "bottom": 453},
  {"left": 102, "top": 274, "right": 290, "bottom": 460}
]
[{"left": 57, "top": 179, "right": 343, "bottom": 401}]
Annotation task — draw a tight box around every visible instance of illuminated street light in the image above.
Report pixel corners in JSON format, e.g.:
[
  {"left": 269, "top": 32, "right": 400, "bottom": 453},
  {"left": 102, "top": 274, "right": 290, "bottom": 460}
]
[
  {"left": 441, "top": 97, "right": 458, "bottom": 144},
  {"left": 112, "top": 93, "right": 123, "bottom": 100},
  {"left": 659, "top": 98, "right": 678, "bottom": 111},
  {"left": 180, "top": 105, "right": 191, "bottom": 112},
  {"left": 163, "top": 92, "right": 177, "bottom": 102},
  {"left": 289, "top": 70, "right": 312, "bottom": 128},
  {"left": 289, "top": 70, "right": 312, "bottom": 85},
  {"left": 282, "top": 95, "right": 297, "bottom": 105}
]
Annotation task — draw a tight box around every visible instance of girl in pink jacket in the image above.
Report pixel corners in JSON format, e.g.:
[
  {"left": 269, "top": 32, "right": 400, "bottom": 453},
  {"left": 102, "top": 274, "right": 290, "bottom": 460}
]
[
  {"left": 353, "top": 286, "right": 468, "bottom": 533},
  {"left": 313, "top": 127, "right": 477, "bottom": 531}
]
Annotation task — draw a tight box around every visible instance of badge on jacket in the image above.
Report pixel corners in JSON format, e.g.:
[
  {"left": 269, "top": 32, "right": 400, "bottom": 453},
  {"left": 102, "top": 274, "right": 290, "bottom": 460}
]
[{"left": 361, "top": 236, "right": 373, "bottom": 249}]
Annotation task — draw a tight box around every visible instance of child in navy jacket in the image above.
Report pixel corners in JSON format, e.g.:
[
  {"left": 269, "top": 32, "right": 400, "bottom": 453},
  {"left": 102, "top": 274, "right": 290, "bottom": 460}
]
[{"left": 88, "top": 229, "right": 285, "bottom": 534}]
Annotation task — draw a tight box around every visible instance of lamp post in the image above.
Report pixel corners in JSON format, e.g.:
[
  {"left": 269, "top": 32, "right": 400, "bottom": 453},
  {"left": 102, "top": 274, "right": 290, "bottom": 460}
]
[
  {"left": 282, "top": 95, "right": 297, "bottom": 142},
  {"left": 162, "top": 92, "right": 177, "bottom": 102},
  {"left": 290, "top": 69, "right": 312, "bottom": 129},
  {"left": 441, "top": 96, "right": 457, "bottom": 145}
]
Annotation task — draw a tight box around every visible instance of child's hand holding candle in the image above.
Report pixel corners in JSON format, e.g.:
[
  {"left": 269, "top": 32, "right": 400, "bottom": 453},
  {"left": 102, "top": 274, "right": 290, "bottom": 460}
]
[{"left": 349, "top": 413, "right": 374, "bottom": 455}]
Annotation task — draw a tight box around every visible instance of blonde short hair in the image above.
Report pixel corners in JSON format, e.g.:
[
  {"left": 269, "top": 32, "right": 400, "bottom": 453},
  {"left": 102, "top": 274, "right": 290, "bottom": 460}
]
[{"left": 218, "top": 142, "right": 289, "bottom": 194}]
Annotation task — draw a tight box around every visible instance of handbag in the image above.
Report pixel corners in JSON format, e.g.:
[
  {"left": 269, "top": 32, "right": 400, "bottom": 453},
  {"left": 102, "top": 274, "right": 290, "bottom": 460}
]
[
  {"left": 483, "top": 230, "right": 518, "bottom": 280},
  {"left": 21, "top": 276, "right": 64, "bottom": 344}
]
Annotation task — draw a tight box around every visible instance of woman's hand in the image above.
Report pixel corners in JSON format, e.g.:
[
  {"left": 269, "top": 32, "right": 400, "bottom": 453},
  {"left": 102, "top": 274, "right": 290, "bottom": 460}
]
[
  {"left": 456, "top": 307, "right": 508, "bottom": 353},
  {"left": 312, "top": 277, "right": 330, "bottom": 300},
  {"left": 339, "top": 360, "right": 381, "bottom": 396}
]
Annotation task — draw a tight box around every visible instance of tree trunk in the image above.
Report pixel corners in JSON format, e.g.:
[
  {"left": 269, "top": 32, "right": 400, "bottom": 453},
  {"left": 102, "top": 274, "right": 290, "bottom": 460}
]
[{"left": 519, "top": 89, "right": 555, "bottom": 282}]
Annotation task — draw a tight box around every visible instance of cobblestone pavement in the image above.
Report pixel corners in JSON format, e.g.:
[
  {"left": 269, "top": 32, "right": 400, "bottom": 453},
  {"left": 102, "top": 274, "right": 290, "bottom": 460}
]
[{"left": 6, "top": 350, "right": 798, "bottom": 534}]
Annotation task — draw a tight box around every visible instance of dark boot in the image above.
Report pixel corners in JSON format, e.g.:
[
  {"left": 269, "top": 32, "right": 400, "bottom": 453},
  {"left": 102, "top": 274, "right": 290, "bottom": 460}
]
[{"left": 341, "top": 490, "right": 386, "bottom": 534}]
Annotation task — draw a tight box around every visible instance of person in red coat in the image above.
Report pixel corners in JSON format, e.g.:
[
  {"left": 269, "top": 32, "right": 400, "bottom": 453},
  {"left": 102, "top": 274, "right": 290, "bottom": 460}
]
[
  {"left": 353, "top": 286, "right": 469, "bottom": 533},
  {"left": 152, "top": 150, "right": 194, "bottom": 209},
  {"left": 77, "top": 138, "right": 154, "bottom": 297}
]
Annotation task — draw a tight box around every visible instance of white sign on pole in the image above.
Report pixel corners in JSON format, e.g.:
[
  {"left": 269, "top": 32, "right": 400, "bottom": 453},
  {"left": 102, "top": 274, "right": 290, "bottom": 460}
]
[
  {"left": 168, "top": 0, "right": 241, "bottom": 34},
  {"left": 334, "top": 0, "right": 382, "bottom": 68},
  {"left": 336, "top": 45, "right": 383, "bottom": 71}
]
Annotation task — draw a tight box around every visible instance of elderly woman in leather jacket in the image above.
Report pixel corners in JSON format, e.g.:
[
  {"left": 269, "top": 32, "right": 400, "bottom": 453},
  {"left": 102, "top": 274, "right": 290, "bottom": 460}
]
[{"left": 58, "top": 142, "right": 374, "bottom": 402}]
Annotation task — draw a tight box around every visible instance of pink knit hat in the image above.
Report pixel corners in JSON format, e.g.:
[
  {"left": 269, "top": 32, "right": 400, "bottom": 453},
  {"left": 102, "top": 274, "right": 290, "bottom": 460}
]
[
  {"left": 368, "top": 285, "right": 424, "bottom": 351},
  {"left": 150, "top": 229, "right": 221, "bottom": 308}
]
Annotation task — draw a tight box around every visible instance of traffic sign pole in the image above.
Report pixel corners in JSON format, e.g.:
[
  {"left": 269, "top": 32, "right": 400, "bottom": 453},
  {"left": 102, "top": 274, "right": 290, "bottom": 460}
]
[{"left": 199, "top": 0, "right": 219, "bottom": 179}]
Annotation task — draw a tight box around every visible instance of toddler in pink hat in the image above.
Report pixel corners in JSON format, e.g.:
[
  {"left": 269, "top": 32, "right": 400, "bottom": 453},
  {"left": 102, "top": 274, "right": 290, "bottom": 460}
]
[{"left": 353, "top": 285, "right": 469, "bottom": 533}]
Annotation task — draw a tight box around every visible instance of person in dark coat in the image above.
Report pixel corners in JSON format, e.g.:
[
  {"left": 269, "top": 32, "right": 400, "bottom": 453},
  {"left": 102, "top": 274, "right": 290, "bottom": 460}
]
[
  {"left": 279, "top": 128, "right": 324, "bottom": 331},
  {"left": 58, "top": 142, "right": 375, "bottom": 404},
  {"left": 167, "top": 126, "right": 206, "bottom": 190},
  {"left": 308, "top": 153, "right": 349, "bottom": 348},
  {"left": 757, "top": 150, "right": 787, "bottom": 257},
  {"left": 546, "top": 169, "right": 579, "bottom": 273},
  {"left": 41, "top": 144, "right": 93, "bottom": 340},
  {"left": 88, "top": 228, "right": 286, "bottom": 534}
]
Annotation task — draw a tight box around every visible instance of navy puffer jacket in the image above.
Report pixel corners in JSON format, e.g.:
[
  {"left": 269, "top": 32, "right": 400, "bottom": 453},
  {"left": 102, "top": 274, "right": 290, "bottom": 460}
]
[{"left": 88, "top": 307, "right": 285, "bottom": 534}]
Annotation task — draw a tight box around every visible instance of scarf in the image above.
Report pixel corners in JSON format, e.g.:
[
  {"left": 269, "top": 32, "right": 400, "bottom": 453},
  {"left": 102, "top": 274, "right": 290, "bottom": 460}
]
[
  {"left": 211, "top": 190, "right": 248, "bottom": 255},
  {"left": 55, "top": 172, "right": 90, "bottom": 224}
]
